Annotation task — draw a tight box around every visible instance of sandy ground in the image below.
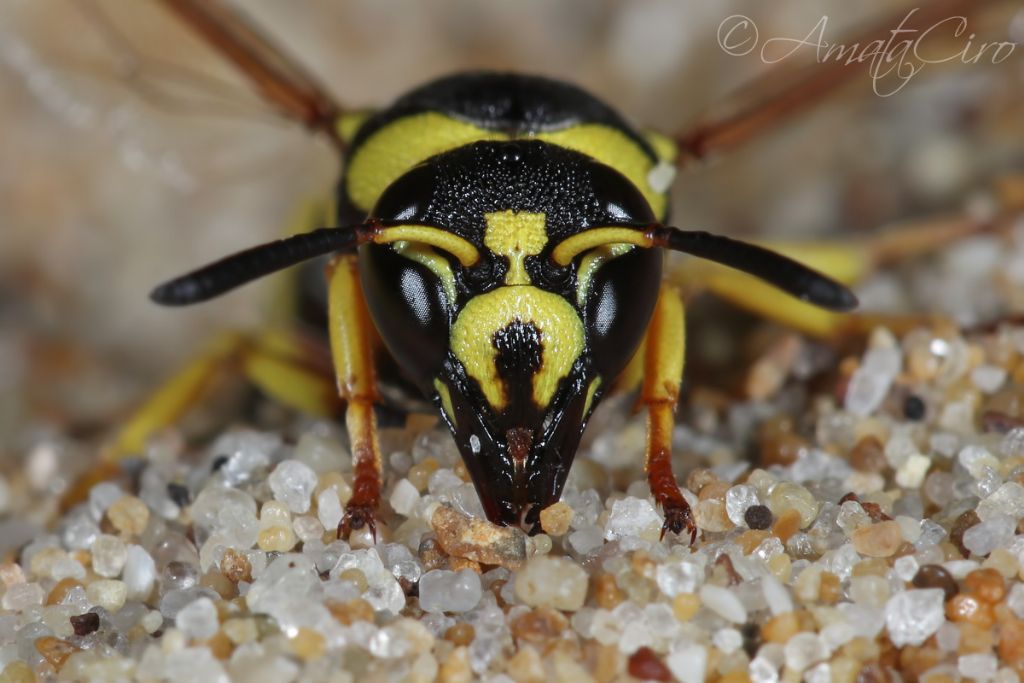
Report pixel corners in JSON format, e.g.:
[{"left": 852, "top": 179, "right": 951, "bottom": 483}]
[{"left": 1, "top": 2, "right": 1024, "bottom": 681}]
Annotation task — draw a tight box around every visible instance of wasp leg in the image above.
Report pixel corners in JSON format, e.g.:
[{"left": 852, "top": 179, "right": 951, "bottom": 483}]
[
  {"left": 641, "top": 285, "right": 697, "bottom": 543},
  {"left": 325, "top": 254, "right": 383, "bottom": 539},
  {"left": 68, "top": 328, "right": 336, "bottom": 512},
  {"left": 670, "top": 212, "right": 998, "bottom": 339},
  {"left": 103, "top": 329, "right": 339, "bottom": 463}
]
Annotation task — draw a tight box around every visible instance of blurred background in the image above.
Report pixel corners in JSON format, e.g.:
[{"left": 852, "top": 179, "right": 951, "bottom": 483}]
[{"left": 1, "top": 0, "right": 1021, "bottom": 463}]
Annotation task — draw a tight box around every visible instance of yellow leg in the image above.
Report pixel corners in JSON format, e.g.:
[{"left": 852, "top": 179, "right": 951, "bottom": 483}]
[
  {"left": 641, "top": 285, "right": 696, "bottom": 542},
  {"left": 326, "top": 254, "right": 383, "bottom": 537},
  {"left": 672, "top": 210, "right": 991, "bottom": 339},
  {"left": 103, "top": 329, "right": 339, "bottom": 462}
]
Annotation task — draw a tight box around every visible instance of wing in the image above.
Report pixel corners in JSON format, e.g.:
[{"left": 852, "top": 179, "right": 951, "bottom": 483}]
[
  {"left": 152, "top": 0, "right": 345, "bottom": 148},
  {"left": 672, "top": 0, "right": 1012, "bottom": 165}
]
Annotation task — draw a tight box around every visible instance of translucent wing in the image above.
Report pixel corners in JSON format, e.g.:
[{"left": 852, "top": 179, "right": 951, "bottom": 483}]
[
  {"left": 672, "top": 0, "right": 1011, "bottom": 165},
  {"left": 152, "top": 0, "right": 344, "bottom": 148}
]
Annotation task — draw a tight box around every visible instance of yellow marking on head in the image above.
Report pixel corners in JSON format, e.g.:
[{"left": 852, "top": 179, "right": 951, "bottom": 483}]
[
  {"left": 643, "top": 129, "right": 679, "bottom": 164},
  {"left": 583, "top": 377, "right": 601, "bottom": 417},
  {"left": 537, "top": 125, "right": 668, "bottom": 219},
  {"left": 483, "top": 211, "right": 548, "bottom": 285},
  {"left": 434, "top": 378, "right": 457, "bottom": 426},
  {"left": 337, "top": 111, "right": 372, "bottom": 146},
  {"left": 576, "top": 243, "right": 634, "bottom": 307},
  {"left": 450, "top": 286, "right": 584, "bottom": 411},
  {"left": 393, "top": 241, "right": 458, "bottom": 307},
  {"left": 375, "top": 225, "right": 479, "bottom": 267},
  {"left": 346, "top": 112, "right": 506, "bottom": 213},
  {"left": 552, "top": 227, "right": 653, "bottom": 266},
  {"left": 345, "top": 114, "right": 668, "bottom": 220}
]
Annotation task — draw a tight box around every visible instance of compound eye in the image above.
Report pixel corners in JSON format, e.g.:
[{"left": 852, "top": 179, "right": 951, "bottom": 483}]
[
  {"left": 360, "top": 244, "right": 451, "bottom": 389},
  {"left": 584, "top": 247, "right": 662, "bottom": 380},
  {"left": 372, "top": 164, "right": 436, "bottom": 224}
]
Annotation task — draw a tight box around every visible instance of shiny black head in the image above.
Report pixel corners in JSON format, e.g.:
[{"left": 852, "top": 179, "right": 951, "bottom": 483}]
[{"left": 360, "top": 140, "right": 662, "bottom": 529}]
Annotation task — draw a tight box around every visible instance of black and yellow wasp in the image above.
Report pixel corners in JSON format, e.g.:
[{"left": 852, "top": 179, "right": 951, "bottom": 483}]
[{"left": 99, "top": 0, "right": 1002, "bottom": 540}]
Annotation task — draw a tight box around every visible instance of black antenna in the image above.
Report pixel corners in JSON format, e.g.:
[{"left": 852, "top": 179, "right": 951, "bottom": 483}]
[
  {"left": 651, "top": 226, "right": 858, "bottom": 311},
  {"left": 151, "top": 224, "right": 375, "bottom": 305}
]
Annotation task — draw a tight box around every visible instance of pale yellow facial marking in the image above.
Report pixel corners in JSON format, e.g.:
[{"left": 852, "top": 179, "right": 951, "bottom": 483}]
[
  {"left": 374, "top": 225, "right": 479, "bottom": 267},
  {"left": 450, "top": 286, "right": 584, "bottom": 411},
  {"left": 433, "top": 378, "right": 456, "bottom": 426},
  {"left": 483, "top": 211, "right": 548, "bottom": 285},
  {"left": 576, "top": 244, "right": 634, "bottom": 307},
  {"left": 393, "top": 241, "right": 458, "bottom": 307},
  {"left": 583, "top": 377, "right": 602, "bottom": 417},
  {"left": 552, "top": 227, "right": 653, "bottom": 266}
]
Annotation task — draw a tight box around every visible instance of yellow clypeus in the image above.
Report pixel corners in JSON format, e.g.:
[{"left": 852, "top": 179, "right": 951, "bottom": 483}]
[{"left": 450, "top": 286, "right": 584, "bottom": 411}]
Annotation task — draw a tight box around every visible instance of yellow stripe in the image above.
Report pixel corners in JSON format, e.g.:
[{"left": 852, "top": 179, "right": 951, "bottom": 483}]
[
  {"left": 537, "top": 125, "right": 668, "bottom": 217},
  {"left": 337, "top": 110, "right": 372, "bottom": 147},
  {"left": 643, "top": 129, "right": 679, "bottom": 164},
  {"left": 552, "top": 227, "right": 652, "bottom": 266},
  {"left": 434, "top": 379, "right": 457, "bottom": 426},
  {"left": 483, "top": 210, "right": 548, "bottom": 285},
  {"left": 345, "top": 113, "right": 669, "bottom": 219},
  {"left": 393, "top": 241, "right": 458, "bottom": 307},
  {"left": 575, "top": 243, "right": 634, "bottom": 307},
  {"left": 450, "top": 286, "right": 584, "bottom": 411},
  {"left": 583, "top": 377, "right": 602, "bottom": 417},
  {"left": 346, "top": 113, "right": 505, "bottom": 213},
  {"left": 375, "top": 225, "right": 480, "bottom": 267}
]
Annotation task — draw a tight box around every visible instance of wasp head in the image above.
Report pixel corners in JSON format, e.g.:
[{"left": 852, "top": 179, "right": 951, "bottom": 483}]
[{"left": 359, "top": 140, "right": 662, "bottom": 531}]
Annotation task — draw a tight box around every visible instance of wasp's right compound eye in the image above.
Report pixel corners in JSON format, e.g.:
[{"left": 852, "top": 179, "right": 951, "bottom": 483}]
[{"left": 360, "top": 243, "right": 452, "bottom": 391}]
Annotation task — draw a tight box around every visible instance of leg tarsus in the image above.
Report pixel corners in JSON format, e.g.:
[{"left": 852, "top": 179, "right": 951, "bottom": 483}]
[
  {"left": 337, "top": 502, "right": 378, "bottom": 541},
  {"left": 660, "top": 500, "right": 697, "bottom": 544}
]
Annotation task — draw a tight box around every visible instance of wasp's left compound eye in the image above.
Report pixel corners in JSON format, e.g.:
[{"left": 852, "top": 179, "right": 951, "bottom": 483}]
[{"left": 360, "top": 243, "right": 452, "bottom": 390}]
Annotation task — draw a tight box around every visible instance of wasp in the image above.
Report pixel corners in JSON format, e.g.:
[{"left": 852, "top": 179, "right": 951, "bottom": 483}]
[{"left": 95, "top": 0, "right": 1007, "bottom": 541}]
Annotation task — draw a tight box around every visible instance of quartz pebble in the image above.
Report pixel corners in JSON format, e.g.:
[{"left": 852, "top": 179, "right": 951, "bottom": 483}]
[
  {"left": 316, "top": 488, "right": 343, "bottom": 532},
  {"left": 699, "top": 584, "right": 747, "bottom": 623},
  {"left": 106, "top": 495, "right": 150, "bottom": 536},
  {"left": 725, "top": 485, "right": 759, "bottom": 527},
  {"left": 666, "top": 644, "right": 706, "bottom": 683},
  {"left": 1, "top": 583, "right": 44, "bottom": 611},
  {"left": 86, "top": 580, "right": 127, "bottom": 613},
  {"left": 963, "top": 515, "right": 1016, "bottom": 556},
  {"left": 123, "top": 545, "right": 157, "bottom": 600},
  {"left": 539, "top": 502, "right": 573, "bottom": 536},
  {"left": 514, "top": 556, "right": 588, "bottom": 611},
  {"left": 851, "top": 520, "right": 903, "bottom": 557},
  {"left": 418, "top": 569, "right": 482, "bottom": 613},
  {"left": 885, "top": 589, "right": 945, "bottom": 646},
  {"left": 960, "top": 652, "right": 998, "bottom": 680},
  {"left": 388, "top": 478, "right": 420, "bottom": 517},
  {"left": 605, "top": 497, "right": 662, "bottom": 540},
  {"left": 768, "top": 482, "right": 820, "bottom": 528},
  {"left": 845, "top": 346, "right": 901, "bottom": 416},
  {"left": 175, "top": 597, "right": 219, "bottom": 640},
  {"left": 268, "top": 459, "right": 318, "bottom": 514},
  {"left": 91, "top": 535, "right": 128, "bottom": 578},
  {"left": 431, "top": 504, "right": 527, "bottom": 569}
]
